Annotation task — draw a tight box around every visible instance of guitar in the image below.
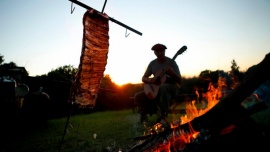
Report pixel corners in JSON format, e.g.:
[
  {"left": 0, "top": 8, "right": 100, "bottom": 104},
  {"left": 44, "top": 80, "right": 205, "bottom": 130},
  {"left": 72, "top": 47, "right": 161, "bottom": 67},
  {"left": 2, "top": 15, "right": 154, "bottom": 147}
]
[{"left": 144, "top": 45, "right": 187, "bottom": 99}]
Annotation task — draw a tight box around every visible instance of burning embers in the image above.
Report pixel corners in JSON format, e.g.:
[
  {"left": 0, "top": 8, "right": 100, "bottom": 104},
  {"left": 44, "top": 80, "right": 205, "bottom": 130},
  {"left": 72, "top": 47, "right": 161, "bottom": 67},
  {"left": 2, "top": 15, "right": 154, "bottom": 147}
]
[{"left": 130, "top": 123, "right": 201, "bottom": 152}]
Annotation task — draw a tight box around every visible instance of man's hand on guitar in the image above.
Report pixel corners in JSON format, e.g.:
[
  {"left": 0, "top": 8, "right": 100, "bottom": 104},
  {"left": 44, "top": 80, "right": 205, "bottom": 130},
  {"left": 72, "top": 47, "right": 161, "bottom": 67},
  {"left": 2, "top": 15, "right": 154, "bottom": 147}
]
[
  {"left": 164, "top": 66, "right": 174, "bottom": 76},
  {"left": 164, "top": 66, "right": 182, "bottom": 84},
  {"left": 144, "top": 77, "right": 161, "bottom": 85}
]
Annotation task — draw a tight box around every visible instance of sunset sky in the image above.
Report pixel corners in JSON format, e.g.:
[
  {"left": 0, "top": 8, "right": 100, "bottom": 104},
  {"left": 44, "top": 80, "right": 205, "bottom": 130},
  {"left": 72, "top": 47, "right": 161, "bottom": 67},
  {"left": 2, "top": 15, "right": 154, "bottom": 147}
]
[{"left": 1, "top": 0, "right": 270, "bottom": 85}]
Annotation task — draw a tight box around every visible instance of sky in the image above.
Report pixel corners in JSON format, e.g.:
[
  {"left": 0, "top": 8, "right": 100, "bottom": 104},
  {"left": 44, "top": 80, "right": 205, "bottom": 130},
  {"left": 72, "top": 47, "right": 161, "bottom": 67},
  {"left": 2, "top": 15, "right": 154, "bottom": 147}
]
[{"left": 0, "top": 0, "right": 270, "bottom": 85}]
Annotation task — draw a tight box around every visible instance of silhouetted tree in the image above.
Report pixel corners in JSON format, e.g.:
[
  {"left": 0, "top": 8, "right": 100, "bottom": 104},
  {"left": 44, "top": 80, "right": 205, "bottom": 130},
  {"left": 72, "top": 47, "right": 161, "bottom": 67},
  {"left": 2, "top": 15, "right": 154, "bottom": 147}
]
[
  {"left": 100, "top": 74, "right": 117, "bottom": 90},
  {"left": 230, "top": 59, "right": 239, "bottom": 74},
  {"left": 0, "top": 54, "right": 4, "bottom": 65},
  {"left": 47, "top": 65, "right": 78, "bottom": 82},
  {"left": 96, "top": 75, "right": 121, "bottom": 110},
  {"left": 180, "top": 76, "right": 199, "bottom": 94},
  {"left": 0, "top": 61, "right": 17, "bottom": 69},
  {"left": 230, "top": 59, "right": 245, "bottom": 83}
]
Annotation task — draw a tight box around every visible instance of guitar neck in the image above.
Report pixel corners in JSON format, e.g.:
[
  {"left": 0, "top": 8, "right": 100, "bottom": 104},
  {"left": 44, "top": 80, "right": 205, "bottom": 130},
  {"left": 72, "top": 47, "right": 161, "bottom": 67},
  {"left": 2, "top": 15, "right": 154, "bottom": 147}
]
[{"left": 158, "top": 46, "right": 186, "bottom": 78}]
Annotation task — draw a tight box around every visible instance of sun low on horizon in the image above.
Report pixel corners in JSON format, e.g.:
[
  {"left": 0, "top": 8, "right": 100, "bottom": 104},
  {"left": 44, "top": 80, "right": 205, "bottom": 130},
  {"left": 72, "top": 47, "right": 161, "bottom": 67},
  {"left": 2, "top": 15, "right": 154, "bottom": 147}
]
[
  {"left": 108, "top": 75, "right": 142, "bottom": 86},
  {"left": 104, "top": 62, "right": 146, "bottom": 86}
]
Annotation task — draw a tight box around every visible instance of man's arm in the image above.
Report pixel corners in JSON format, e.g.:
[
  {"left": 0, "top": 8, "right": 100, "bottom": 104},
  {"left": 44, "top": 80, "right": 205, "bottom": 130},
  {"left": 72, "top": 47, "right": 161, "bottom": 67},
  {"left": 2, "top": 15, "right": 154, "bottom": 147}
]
[
  {"left": 142, "top": 61, "right": 156, "bottom": 84},
  {"left": 142, "top": 76, "right": 151, "bottom": 84}
]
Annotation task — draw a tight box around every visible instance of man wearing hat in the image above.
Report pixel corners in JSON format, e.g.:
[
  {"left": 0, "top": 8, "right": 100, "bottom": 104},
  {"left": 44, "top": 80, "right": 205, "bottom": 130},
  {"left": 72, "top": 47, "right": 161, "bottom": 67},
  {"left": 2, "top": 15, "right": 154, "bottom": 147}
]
[{"left": 134, "top": 43, "right": 182, "bottom": 125}]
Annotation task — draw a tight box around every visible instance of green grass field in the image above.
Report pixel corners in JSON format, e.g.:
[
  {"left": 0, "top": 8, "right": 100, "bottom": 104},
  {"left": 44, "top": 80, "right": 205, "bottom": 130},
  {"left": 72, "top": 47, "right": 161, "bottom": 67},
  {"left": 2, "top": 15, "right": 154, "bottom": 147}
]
[
  {"left": 7, "top": 109, "right": 156, "bottom": 152},
  {"left": 3, "top": 103, "right": 270, "bottom": 152}
]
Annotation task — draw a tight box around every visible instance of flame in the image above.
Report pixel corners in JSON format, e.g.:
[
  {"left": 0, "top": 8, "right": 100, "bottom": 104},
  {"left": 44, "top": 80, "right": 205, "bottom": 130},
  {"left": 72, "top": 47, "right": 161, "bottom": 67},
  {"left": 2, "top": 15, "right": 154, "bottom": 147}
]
[
  {"left": 149, "top": 76, "right": 231, "bottom": 151},
  {"left": 180, "top": 76, "right": 228, "bottom": 125}
]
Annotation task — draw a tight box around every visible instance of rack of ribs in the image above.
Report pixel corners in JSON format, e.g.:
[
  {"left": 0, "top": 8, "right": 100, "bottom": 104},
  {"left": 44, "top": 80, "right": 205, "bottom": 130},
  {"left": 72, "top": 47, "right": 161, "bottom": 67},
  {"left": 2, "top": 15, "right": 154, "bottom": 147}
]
[{"left": 73, "top": 9, "right": 109, "bottom": 108}]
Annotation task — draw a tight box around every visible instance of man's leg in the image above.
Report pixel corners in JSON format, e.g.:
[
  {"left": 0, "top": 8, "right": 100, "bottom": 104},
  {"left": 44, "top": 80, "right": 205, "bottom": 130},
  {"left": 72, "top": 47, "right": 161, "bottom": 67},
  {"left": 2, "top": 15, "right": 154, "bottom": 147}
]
[
  {"left": 134, "top": 91, "right": 149, "bottom": 123},
  {"left": 156, "top": 84, "right": 179, "bottom": 125}
]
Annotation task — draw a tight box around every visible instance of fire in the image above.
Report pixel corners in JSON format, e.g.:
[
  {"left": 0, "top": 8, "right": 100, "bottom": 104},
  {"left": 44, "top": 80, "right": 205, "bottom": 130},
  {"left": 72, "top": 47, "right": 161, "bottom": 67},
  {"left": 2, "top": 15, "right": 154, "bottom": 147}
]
[
  {"left": 180, "top": 76, "right": 227, "bottom": 125},
  {"left": 147, "top": 122, "right": 200, "bottom": 151},
  {"left": 148, "top": 76, "right": 229, "bottom": 151}
]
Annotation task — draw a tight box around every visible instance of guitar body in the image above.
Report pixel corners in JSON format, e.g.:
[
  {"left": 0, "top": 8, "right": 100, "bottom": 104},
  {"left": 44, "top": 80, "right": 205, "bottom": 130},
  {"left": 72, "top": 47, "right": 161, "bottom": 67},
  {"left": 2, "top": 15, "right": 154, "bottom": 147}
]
[
  {"left": 144, "top": 69, "right": 166, "bottom": 99},
  {"left": 143, "top": 45, "right": 187, "bottom": 99}
]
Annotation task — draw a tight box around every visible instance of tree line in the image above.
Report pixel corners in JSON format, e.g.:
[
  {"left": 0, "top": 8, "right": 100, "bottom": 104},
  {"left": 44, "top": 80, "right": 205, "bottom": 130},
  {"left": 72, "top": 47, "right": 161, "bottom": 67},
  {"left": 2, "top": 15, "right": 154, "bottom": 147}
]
[{"left": 0, "top": 54, "right": 246, "bottom": 116}]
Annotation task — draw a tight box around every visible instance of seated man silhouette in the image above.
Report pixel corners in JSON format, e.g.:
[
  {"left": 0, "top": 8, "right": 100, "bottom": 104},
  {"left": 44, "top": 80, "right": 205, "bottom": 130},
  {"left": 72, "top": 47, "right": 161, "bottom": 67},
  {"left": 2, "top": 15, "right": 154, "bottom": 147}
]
[{"left": 134, "top": 43, "right": 182, "bottom": 124}]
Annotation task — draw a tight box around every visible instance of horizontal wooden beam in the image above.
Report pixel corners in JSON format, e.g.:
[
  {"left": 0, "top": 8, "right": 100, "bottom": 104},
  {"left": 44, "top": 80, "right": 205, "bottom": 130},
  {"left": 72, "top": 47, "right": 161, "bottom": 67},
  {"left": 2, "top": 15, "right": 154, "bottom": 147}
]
[{"left": 69, "top": 0, "right": 143, "bottom": 36}]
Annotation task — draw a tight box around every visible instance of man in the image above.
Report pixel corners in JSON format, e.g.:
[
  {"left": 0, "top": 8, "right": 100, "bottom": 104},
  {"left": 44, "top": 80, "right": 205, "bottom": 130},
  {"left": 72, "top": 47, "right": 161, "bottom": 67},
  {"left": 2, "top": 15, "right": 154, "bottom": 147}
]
[{"left": 134, "top": 43, "right": 182, "bottom": 124}]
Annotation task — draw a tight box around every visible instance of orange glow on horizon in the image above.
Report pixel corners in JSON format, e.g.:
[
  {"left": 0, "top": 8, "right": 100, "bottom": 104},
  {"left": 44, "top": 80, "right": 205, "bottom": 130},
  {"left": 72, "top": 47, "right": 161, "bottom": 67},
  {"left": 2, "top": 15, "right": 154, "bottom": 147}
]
[{"left": 108, "top": 73, "right": 199, "bottom": 86}]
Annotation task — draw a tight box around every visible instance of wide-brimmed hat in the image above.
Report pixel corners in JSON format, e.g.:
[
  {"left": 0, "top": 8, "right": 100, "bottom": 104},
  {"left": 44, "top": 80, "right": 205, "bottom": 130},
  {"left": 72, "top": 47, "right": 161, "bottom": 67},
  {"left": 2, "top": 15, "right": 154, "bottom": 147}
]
[{"left": 151, "top": 43, "right": 167, "bottom": 51}]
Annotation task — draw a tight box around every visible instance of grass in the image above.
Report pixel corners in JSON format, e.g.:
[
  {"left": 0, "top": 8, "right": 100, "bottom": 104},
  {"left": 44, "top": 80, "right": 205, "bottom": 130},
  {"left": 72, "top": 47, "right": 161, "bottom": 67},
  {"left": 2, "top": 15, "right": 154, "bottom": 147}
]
[
  {"left": 2, "top": 101, "right": 270, "bottom": 152},
  {"left": 6, "top": 109, "right": 158, "bottom": 152}
]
